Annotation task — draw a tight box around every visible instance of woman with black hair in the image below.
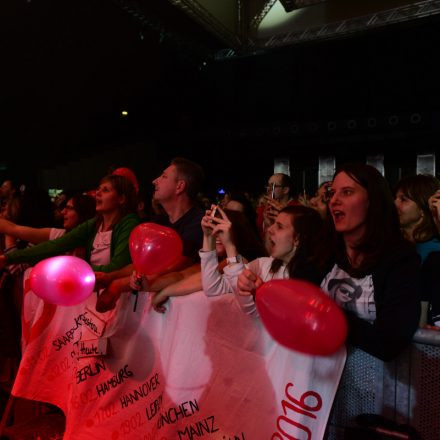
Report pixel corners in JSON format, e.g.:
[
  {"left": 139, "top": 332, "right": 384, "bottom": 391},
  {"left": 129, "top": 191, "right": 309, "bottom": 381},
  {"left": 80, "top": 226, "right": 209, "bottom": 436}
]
[
  {"left": 239, "top": 164, "right": 421, "bottom": 361},
  {"left": 319, "top": 163, "right": 420, "bottom": 361}
]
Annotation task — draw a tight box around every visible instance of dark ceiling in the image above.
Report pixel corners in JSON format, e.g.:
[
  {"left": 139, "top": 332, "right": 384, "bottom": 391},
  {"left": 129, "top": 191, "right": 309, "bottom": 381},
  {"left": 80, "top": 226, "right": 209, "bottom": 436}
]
[
  {"left": 2, "top": 0, "right": 440, "bottom": 191},
  {"left": 0, "top": 0, "right": 222, "bottom": 169}
]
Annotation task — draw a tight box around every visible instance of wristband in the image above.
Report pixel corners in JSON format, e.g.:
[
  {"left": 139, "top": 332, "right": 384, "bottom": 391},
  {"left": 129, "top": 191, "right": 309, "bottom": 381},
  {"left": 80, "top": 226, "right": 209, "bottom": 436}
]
[{"left": 226, "top": 255, "right": 241, "bottom": 265}]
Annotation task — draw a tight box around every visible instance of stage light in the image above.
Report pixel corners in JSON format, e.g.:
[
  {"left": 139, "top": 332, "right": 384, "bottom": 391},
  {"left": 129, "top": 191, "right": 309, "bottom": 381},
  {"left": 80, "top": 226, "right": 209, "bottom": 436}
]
[
  {"left": 327, "top": 121, "right": 336, "bottom": 131},
  {"left": 289, "top": 123, "right": 299, "bottom": 134},
  {"left": 388, "top": 115, "right": 399, "bottom": 126},
  {"left": 347, "top": 120, "right": 357, "bottom": 130},
  {"left": 121, "top": 110, "right": 128, "bottom": 117},
  {"left": 367, "top": 118, "right": 377, "bottom": 128},
  {"left": 410, "top": 113, "right": 421, "bottom": 124}
]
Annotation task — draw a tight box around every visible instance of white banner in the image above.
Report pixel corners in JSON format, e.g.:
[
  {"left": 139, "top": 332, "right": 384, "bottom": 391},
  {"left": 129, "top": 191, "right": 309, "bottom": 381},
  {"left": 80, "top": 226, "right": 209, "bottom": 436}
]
[{"left": 13, "top": 271, "right": 346, "bottom": 440}]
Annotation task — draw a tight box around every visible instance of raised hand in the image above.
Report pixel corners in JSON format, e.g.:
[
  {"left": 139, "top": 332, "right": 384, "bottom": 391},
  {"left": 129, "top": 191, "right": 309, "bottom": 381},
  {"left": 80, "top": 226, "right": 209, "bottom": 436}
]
[
  {"left": 201, "top": 206, "right": 216, "bottom": 237},
  {"left": 262, "top": 196, "right": 285, "bottom": 226},
  {"left": 265, "top": 196, "right": 286, "bottom": 212},
  {"left": 201, "top": 206, "right": 217, "bottom": 252},
  {"left": 209, "top": 206, "right": 233, "bottom": 247}
]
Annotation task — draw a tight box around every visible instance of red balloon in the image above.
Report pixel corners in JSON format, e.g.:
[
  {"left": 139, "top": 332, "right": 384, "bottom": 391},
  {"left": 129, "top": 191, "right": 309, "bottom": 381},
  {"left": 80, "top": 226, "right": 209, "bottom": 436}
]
[
  {"left": 129, "top": 223, "right": 183, "bottom": 276},
  {"left": 30, "top": 256, "right": 95, "bottom": 306},
  {"left": 256, "top": 279, "right": 347, "bottom": 356},
  {"left": 112, "top": 167, "right": 139, "bottom": 193}
]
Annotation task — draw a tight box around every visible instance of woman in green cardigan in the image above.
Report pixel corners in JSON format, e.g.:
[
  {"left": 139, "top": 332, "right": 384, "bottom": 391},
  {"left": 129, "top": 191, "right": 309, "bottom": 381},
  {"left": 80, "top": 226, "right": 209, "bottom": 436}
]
[{"left": 0, "top": 174, "right": 140, "bottom": 273}]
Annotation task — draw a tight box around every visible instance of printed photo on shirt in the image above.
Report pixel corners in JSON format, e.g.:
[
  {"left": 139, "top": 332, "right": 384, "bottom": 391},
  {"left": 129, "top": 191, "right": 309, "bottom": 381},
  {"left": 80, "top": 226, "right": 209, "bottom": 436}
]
[{"left": 322, "top": 265, "right": 376, "bottom": 322}]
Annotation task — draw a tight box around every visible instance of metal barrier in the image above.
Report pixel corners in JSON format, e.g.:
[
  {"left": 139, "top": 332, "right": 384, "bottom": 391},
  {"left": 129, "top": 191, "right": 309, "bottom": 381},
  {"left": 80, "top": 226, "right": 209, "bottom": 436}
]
[{"left": 327, "top": 328, "right": 440, "bottom": 440}]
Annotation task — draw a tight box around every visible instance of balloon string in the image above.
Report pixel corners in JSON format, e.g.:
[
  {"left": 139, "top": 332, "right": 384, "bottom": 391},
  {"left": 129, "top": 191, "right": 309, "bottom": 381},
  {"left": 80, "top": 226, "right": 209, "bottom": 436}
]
[{"left": 132, "top": 289, "right": 139, "bottom": 312}]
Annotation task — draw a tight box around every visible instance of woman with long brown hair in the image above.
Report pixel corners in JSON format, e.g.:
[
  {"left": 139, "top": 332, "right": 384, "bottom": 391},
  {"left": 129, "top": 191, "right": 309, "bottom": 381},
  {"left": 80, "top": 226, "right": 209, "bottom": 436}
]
[{"left": 221, "top": 205, "right": 329, "bottom": 314}]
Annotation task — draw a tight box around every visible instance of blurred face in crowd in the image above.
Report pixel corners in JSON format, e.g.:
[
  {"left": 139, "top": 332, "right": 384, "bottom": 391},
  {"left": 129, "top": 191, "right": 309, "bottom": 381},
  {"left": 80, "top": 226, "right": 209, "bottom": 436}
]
[
  {"left": 61, "top": 198, "right": 80, "bottom": 231},
  {"left": 219, "top": 193, "right": 230, "bottom": 208},
  {"left": 267, "top": 212, "right": 299, "bottom": 263},
  {"left": 394, "top": 190, "right": 423, "bottom": 233},
  {"left": 309, "top": 183, "right": 330, "bottom": 219},
  {"left": 95, "top": 180, "right": 125, "bottom": 214},
  {"left": 224, "top": 200, "right": 244, "bottom": 213},
  {"left": 0, "top": 180, "right": 14, "bottom": 199},
  {"left": 152, "top": 165, "right": 180, "bottom": 203},
  {"left": 266, "top": 174, "right": 287, "bottom": 201},
  {"left": 329, "top": 172, "right": 369, "bottom": 244}
]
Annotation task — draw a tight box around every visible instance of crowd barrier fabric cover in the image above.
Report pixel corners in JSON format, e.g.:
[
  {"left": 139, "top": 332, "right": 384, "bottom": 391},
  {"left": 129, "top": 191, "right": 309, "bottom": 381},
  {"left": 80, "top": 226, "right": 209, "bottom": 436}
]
[{"left": 13, "top": 269, "right": 347, "bottom": 440}]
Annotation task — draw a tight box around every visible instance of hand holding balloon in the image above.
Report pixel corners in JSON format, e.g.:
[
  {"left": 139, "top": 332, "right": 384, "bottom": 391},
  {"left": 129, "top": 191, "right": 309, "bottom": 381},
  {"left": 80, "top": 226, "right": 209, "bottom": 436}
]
[
  {"left": 30, "top": 256, "right": 95, "bottom": 306},
  {"left": 129, "top": 271, "right": 149, "bottom": 291},
  {"left": 256, "top": 279, "right": 347, "bottom": 356},
  {"left": 237, "top": 269, "right": 263, "bottom": 296}
]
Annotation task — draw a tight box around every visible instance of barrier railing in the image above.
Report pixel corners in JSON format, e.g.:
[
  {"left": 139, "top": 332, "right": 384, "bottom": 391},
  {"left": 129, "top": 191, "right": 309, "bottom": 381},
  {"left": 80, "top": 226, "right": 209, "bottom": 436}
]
[{"left": 327, "top": 328, "right": 440, "bottom": 440}]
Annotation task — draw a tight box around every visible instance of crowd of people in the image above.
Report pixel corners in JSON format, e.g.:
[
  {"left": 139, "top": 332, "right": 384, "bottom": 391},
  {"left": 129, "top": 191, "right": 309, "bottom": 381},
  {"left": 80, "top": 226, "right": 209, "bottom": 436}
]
[{"left": 1, "top": 158, "right": 440, "bottom": 434}]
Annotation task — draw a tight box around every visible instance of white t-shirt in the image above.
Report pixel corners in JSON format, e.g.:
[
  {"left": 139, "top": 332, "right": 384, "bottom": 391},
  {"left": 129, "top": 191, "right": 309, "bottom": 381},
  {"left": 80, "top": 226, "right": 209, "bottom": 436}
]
[
  {"left": 89, "top": 230, "right": 113, "bottom": 267},
  {"left": 321, "top": 264, "right": 376, "bottom": 322}
]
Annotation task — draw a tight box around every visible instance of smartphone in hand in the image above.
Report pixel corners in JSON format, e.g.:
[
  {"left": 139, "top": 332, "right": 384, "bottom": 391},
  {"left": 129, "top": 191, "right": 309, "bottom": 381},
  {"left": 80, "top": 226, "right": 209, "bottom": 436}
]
[
  {"left": 271, "top": 182, "right": 276, "bottom": 199},
  {"left": 210, "top": 205, "right": 221, "bottom": 223}
]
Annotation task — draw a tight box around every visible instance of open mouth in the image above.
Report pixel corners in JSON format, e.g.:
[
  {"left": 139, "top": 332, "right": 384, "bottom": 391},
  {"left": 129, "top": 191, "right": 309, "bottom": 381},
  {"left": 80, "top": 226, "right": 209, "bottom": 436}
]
[{"left": 332, "top": 210, "right": 345, "bottom": 222}]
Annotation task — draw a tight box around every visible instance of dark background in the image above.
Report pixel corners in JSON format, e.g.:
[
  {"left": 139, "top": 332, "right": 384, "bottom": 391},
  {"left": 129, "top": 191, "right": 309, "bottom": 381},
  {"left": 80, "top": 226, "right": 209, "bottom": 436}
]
[{"left": 1, "top": 0, "right": 440, "bottom": 198}]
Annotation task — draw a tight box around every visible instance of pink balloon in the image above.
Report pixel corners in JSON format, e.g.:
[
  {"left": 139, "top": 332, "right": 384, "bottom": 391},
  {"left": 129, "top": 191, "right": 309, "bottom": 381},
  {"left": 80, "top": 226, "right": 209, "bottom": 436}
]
[
  {"left": 30, "top": 256, "right": 95, "bottom": 306},
  {"left": 129, "top": 223, "right": 183, "bottom": 276},
  {"left": 256, "top": 279, "right": 347, "bottom": 356}
]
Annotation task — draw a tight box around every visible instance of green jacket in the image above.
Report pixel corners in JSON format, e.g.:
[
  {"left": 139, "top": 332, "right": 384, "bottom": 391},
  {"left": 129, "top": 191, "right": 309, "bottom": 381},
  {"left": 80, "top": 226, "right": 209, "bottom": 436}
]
[{"left": 6, "top": 213, "right": 140, "bottom": 272}]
